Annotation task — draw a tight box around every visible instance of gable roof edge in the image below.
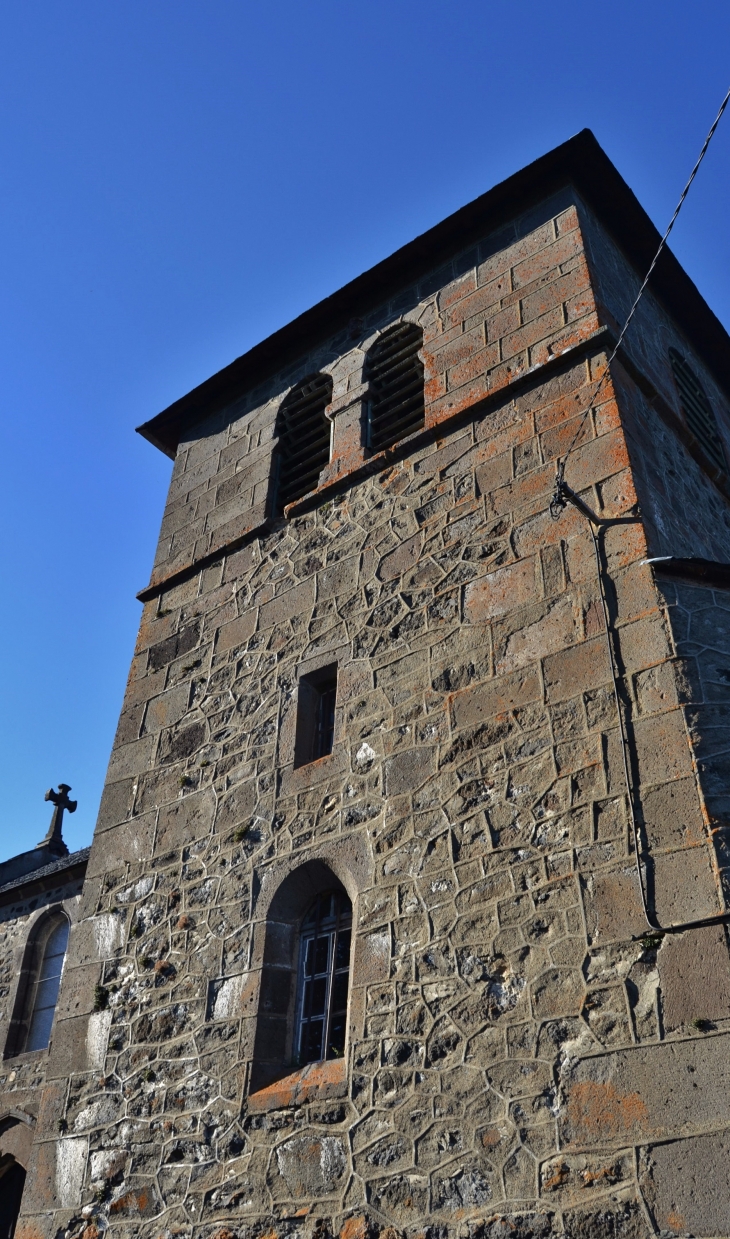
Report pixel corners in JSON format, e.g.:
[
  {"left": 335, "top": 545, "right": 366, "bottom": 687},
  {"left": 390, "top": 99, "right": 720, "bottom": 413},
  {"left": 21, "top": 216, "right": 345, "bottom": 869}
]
[{"left": 137, "top": 129, "right": 730, "bottom": 457}]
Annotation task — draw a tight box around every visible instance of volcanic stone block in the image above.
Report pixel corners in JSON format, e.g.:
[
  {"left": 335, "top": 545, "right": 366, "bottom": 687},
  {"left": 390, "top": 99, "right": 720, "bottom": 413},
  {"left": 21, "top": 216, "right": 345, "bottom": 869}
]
[
  {"left": 384, "top": 747, "right": 436, "bottom": 795},
  {"left": 560, "top": 1033, "right": 730, "bottom": 1146},
  {"left": 641, "top": 777, "right": 705, "bottom": 851},
  {"left": 643, "top": 1130, "right": 730, "bottom": 1237},
  {"left": 155, "top": 787, "right": 215, "bottom": 853},
  {"left": 86, "top": 811, "right": 156, "bottom": 877},
  {"left": 651, "top": 847, "right": 720, "bottom": 926},
  {"left": 657, "top": 925, "right": 730, "bottom": 1032},
  {"left": 582, "top": 867, "right": 648, "bottom": 945}
]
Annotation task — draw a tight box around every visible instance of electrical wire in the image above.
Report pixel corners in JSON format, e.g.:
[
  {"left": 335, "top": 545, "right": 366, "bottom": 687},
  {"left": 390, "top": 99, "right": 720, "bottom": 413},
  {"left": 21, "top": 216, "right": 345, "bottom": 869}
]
[{"left": 551, "top": 84, "right": 730, "bottom": 515}]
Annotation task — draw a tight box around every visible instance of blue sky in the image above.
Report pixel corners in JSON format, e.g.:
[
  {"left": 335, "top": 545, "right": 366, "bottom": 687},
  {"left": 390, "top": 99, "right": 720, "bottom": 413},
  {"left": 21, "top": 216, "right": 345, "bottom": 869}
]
[{"left": 1, "top": 1, "right": 729, "bottom": 860}]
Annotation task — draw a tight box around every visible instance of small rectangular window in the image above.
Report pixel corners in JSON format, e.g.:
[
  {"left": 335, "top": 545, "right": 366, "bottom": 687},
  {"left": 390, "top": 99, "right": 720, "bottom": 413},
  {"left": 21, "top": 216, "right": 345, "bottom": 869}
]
[{"left": 294, "top": 664, "right": 338, "bottom": 767}]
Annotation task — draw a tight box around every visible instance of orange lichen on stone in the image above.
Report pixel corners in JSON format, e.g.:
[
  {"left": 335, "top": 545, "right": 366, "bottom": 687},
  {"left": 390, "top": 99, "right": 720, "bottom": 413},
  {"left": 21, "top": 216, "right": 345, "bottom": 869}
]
[
  {"left": 566, "top": 1081, "right": 649, "bottom": 1142},
  {"left": 248, "top": 1058, "right": 347, "bottom": 1113},
  {"left": 666, "top": 1211, "right": 686, "bottom": 1233},
  {"left": 582, "top": 1162, "right": 619, "bottom": 1186},
  {"left": 340, "top": 1217, "right": 369, "bottom": 1239},
  {"left": 543, "top": 1161, "right": 569, "bottom": 1191},
  {"left": 109, "top": 1187, "right": 153, "bottom": 1215}
]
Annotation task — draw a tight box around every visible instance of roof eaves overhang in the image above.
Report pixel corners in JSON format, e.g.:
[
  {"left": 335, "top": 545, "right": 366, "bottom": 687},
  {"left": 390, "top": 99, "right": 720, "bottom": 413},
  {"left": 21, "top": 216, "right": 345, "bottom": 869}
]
[{"left": 137, "top": 128, "right": 730, "bottom": 458}]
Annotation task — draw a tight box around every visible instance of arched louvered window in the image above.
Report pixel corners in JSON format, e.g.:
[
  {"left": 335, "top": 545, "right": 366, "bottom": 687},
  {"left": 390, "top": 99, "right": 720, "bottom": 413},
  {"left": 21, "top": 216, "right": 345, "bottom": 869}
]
[
  {"left": 366, "top": 323, "right": 424, "bottom": 452},
  {"left": 21, "top": 916, "right": 69, "bottom": 1050},
  {"left": 669, "top": 348, "right": 726, "bottom": 471},
  {"left": 274, "top": 373, "right": 333, "bottom": 512}
]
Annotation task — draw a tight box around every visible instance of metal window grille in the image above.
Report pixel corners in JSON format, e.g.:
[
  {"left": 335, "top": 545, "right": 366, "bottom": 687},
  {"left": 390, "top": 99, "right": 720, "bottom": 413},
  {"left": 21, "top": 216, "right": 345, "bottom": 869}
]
[
  {"left": 314, "top": 678, "right": 337, "bottom": 760},
  {"left": 296, "top": 891, "right": 352, "bottom": 1065},
  {"left": 25, "top": 916, "right": 69, "bottom": 1052},
  {"left": 275, "top": 373, "right": 333, "bottom": 511},
  {"left": 366, "top": 323, "right": 424, "bottom": 452},
  {"left": 669, "top": 348, "right": 726, "bottom": 471}
]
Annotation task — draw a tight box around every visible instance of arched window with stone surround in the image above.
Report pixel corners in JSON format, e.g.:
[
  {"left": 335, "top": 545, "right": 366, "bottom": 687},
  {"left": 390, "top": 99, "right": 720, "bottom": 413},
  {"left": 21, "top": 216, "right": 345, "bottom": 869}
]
[
  {"left": 365, "top": 322, "right": 425, "bottom": 451},
  {"left": 273, "top": 372, "right": 333, "bottom": 513},
  {"left": 250, "top": 862, "right": 353, "bottom": 1093},
  {"left": 5, "top": 910, "right": 70, "bottom": 1057}
]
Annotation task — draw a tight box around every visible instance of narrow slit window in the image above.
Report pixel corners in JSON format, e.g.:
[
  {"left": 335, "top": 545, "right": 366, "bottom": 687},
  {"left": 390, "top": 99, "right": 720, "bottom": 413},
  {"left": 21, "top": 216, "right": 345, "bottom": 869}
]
[
  {"left": 274, "top": 373, "right": 333, "bottom": 512},
  {"left": 316, "top": 679, "right": 337, "bottom": 759},
  {"left": 294, "top": 664, "right": 338, "bottom": 767},
  {"left": 366, "top": 323, "right": 424, "bottom": 452},
  {"left": 25, "top": 916, "right": 69, "bottom": 1052},
  {"left": 296, "top": 891, "right": 352, "bottom": 1065},
  {"left": 669, "top": 347, "right": 726, "bottom": 471}
]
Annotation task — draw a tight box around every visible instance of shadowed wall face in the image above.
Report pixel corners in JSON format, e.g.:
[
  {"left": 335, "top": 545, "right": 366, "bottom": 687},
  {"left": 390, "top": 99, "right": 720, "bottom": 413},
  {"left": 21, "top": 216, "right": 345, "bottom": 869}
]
[{"left": 0, "top": 1159, "right": 26, "bottom": 1239}]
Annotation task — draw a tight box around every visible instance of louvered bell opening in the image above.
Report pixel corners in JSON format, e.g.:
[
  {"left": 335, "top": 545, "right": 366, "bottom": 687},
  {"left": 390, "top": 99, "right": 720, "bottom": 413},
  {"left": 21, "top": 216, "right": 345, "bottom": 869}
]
[
  {"left": 367, "top": 324, "right": 425, "bottom": 452},
  {"left": 669, "top": 348, "right": 726, "bottom": 471},
  {"left": 276, "top": 374, "right": 333, "bottom": 510}
]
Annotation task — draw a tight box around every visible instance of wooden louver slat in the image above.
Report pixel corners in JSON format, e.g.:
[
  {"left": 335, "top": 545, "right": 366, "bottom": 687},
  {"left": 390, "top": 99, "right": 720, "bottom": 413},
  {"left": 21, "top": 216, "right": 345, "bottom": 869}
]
[
  {"left": 366, "top": 323, "right": 425, "bottom": 452},
  {"left": 275, "top": 373, "right": 333, "bottom": 511},
  {"left": 669, "top": 348, "right": 726, "bottom": 471}
]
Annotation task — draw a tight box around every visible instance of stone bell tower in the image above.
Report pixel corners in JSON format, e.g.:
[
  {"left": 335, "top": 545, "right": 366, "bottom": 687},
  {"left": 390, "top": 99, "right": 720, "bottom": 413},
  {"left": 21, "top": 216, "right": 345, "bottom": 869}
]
[{"left": 14, "top": 130, "right": 730, "bottom": 1239}]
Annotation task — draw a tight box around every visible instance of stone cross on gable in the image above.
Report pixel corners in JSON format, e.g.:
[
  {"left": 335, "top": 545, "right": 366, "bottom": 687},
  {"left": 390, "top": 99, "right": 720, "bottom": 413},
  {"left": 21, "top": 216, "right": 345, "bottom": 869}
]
[{"left": 37, "top": 783, "right": 76, "bottom": 856}]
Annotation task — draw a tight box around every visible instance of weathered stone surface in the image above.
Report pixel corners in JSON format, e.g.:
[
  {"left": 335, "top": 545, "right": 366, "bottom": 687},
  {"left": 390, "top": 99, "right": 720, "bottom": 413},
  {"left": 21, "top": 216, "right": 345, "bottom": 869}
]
[
  {"left": 86, "top": 811, "right": 155, "bottom": 877},
  {"left": 651, "top": 847, "right": 720, "bottom": 925},
  {"left": 562, "top": 1200, "right": 646, "bottom": 1238},
  {"left": 642, "top": 1131, "right": 730, "bottom": 1237},
  {"left": 155, "top": 787, "right": 215, "bottom": 853},
  {"left": 657, "top": 925, "right": 730, "bottom": 1032},
  {"left": 641, "top": 777, "right": 706, "bottom": 852},
  {"left": 560, "top": 1033, "right": 730, "bottom": 1146},
  {"left": 13, "top": 167, "right": 730, "bottom": 1239},
  {"left": 273, "top": 1133, "right": 347, "bottom": 1197},
  {"left": 582, "top": 867, "right": 648, "bottom": 945}
]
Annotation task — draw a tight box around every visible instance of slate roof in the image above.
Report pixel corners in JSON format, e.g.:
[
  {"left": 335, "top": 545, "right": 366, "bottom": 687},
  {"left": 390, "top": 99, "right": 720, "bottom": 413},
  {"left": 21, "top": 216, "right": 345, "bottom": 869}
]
[{"left": 0, "top": 846, "right": 91, "bottom": 900}]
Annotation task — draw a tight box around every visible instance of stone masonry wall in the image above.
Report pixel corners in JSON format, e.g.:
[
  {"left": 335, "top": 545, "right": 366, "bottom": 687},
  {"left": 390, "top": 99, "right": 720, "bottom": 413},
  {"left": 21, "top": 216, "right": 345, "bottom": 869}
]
[
  {"left": 145, "top": 188, "right": 597, "bottom": 595},
  {"left": 655, "top": 574, "right": 730, "bottom": 858},
  {"left": 578, "top": 198, "right": 730, "bottom": 471},
  {"left": 18, "top": 195, "right": 730, "bottom": 1239},
  {"left": 0, "top": 866, "right": 86, "bottom": 1188}
]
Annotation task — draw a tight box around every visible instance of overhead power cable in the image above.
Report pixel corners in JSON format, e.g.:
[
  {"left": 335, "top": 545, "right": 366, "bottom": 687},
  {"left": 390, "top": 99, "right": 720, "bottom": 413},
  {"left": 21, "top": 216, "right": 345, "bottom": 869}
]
[{"left": 550, "top": 83, "right": 730, "bottom": 518}]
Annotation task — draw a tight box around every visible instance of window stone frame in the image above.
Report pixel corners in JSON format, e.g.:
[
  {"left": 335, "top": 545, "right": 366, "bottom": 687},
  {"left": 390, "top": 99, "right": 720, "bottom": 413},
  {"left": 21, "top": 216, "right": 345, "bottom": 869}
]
[
  {"left": 3, "top": 907, "right": 70, "bottom": 1060},
  {"left": 246, "top": 838, "right": 372, "bottom": 1099}
]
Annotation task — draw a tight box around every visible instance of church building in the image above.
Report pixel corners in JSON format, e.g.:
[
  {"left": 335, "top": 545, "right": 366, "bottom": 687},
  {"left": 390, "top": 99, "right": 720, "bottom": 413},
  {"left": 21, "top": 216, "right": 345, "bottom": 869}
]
[{"left": 5, "top": 129, "right": 730, "bottom": 1239}]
